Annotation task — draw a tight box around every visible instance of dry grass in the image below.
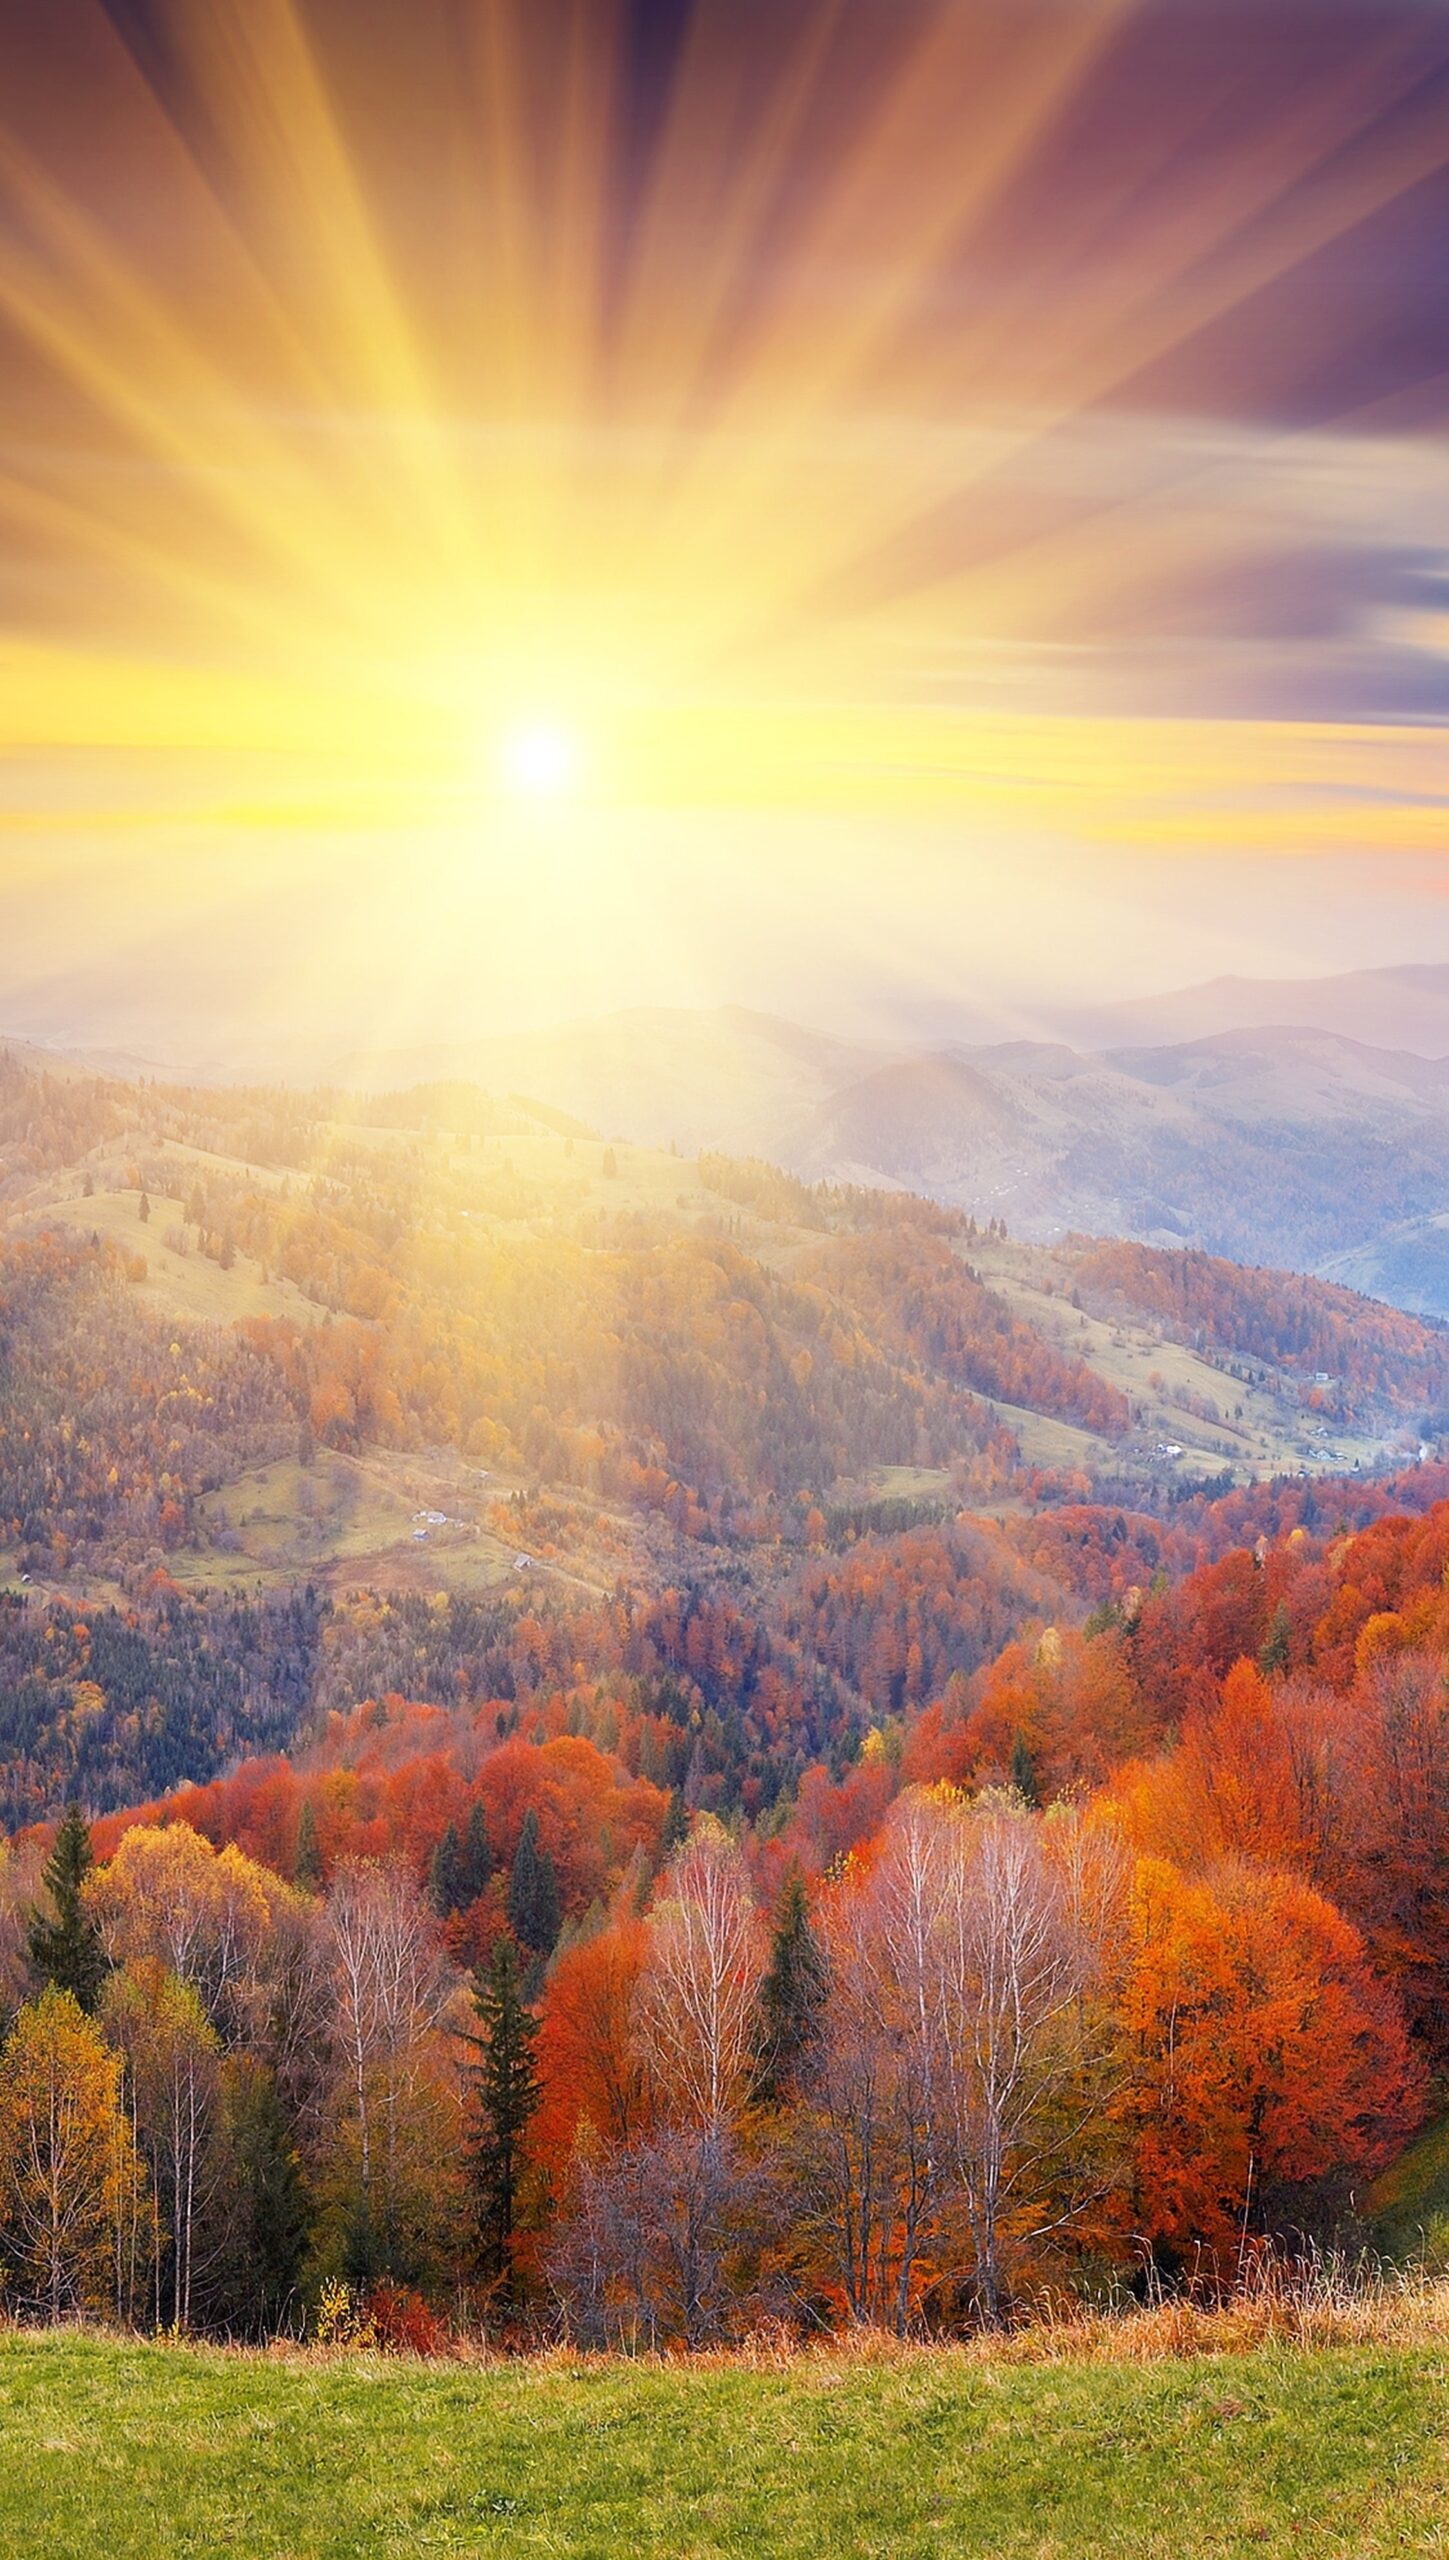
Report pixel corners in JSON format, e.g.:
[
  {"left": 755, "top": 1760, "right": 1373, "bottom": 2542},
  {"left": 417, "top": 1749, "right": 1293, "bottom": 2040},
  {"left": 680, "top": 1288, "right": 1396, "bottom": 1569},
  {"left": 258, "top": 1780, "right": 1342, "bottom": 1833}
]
[{"left": 120, "top": 2255, "right": 1449, "bottom": 2378}]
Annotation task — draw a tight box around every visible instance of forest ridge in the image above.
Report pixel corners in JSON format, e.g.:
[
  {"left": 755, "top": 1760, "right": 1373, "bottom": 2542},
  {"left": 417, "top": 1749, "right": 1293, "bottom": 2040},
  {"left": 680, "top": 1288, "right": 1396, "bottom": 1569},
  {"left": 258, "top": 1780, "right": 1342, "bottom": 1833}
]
[{"left": 0, "top": 1049, "right": 1446, "bottom": 2340}]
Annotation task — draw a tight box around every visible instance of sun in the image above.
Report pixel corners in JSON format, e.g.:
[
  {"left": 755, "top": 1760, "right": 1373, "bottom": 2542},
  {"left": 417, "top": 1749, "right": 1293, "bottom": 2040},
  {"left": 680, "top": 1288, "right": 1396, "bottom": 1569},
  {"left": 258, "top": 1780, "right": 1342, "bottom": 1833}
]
[{"left": 500, "top": 720, "right": 580, "bottom": 800}]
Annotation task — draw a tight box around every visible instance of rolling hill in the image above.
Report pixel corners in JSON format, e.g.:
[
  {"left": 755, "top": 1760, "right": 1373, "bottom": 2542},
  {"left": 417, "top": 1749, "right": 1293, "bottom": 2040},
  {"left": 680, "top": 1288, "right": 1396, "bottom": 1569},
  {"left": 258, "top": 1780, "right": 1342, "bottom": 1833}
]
[
  {"left": 0, "top": 1041, "right": 1445, "bottom": 1817},
  {"left": 22, "top": 960, "right": 1449, "bottom": 1311},
  {"left": 793, "top": 1026, "right": 1449, "bottom": 1274},
  {"left": 290, "top": 1000, "right": 1449, "bottom": 1311}
]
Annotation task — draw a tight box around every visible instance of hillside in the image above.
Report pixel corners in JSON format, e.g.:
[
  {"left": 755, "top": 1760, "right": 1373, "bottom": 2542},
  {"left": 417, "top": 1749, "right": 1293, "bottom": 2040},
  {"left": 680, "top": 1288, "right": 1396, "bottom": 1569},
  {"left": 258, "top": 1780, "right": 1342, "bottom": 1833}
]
[
  {"left": 331, "top": 1007, "right": 888, "bottom": 1155},
  {"left": 4, "top": 2328, "right": 1448, "bottom": 2558},
  {"left": 234, "top": 1001, "right": 1449, "bottom": 1313},
  {"left": 739, "top": 1024, "right": 1449, "bottom": 1283},
  {"left": 0, "top": 1044, "right": 1445, "bottom": 1819}
]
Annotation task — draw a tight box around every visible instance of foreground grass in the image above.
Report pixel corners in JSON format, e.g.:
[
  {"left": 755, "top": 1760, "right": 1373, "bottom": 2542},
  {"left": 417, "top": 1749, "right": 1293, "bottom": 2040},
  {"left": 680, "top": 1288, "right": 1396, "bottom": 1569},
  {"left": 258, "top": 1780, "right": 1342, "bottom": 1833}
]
[{"left": 4, "top": 2326, "right": 1449, "bottom": 2557}]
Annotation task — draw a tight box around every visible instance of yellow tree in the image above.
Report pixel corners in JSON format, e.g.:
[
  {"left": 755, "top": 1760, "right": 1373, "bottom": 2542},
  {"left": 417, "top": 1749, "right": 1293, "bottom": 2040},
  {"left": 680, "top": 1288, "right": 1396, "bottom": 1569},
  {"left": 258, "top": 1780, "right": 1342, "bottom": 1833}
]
[
  {"left": 0, "top": 1986, "right": 149, "bottom": 2323},
  {"left": 86, "top": 1821, "right": 290, "bottom": 2038},
  {"left": 101, "top": 1961, "right": 225, "bottom": 2331}
]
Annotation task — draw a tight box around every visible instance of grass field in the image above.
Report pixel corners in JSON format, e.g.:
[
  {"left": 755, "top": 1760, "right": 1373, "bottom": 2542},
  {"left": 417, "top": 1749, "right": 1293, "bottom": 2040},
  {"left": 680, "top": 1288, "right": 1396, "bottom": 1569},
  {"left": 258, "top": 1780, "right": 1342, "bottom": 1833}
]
[
  {"left": 37, "top": 1188, "right": 321, "bottom": 1330},
  {"left": 4, "top": 2328, "right": 1449, "bottom": 2557}
]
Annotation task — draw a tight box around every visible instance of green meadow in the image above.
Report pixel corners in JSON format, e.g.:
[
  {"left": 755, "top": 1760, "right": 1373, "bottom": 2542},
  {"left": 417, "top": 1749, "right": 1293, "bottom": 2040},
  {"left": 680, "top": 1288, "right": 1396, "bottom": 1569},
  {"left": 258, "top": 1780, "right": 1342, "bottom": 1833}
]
[{"left": 3, "top": 2328, "right": 1448, "bottom": 2558}]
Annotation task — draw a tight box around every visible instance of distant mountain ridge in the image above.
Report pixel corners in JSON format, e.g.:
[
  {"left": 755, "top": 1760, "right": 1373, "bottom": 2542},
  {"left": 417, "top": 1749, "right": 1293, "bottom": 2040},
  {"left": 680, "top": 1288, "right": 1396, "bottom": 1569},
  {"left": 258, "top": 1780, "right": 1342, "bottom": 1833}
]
[
  {"left": 17, "top": 960, "right": 1449, "bottom": 1314},
  {"left": 1058, "top": 962, "right": 1449, "bottom": 1059},
  {"left": 308, "top": 993, "right": 1449, "bottom": 1317}
]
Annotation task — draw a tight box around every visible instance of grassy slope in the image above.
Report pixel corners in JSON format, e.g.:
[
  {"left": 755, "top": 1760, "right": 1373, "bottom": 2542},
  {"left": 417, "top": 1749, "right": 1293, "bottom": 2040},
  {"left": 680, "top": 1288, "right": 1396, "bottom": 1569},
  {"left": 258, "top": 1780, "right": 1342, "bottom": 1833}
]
[
  {"left": 1370, "top": 2112, "right": 1449, "bottom": 2262},
  {"left": 3, "top": 2333, "right": 1449, "bottom": 2558},
  {"left": 38, "top": 1188, "right": 321, "bottom": 1330},
  {"left": 978, "top": 1242, "right": 1394, "bottom": 1487},
  {"left": 27, "top": 1127, "right": 1401, "bottom": 1500}
]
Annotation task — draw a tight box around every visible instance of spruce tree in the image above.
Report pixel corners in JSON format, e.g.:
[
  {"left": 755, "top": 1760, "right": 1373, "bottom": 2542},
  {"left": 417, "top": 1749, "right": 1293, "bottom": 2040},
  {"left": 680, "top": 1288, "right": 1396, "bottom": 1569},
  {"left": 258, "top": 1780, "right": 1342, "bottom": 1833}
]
[
  {"left": 220, "top": 2058, "right": 309, "bottom": 2340},
  {"left": 660, "top": 1788, "right": 690, "bottom": 1857},
  {"left": 430, "top": 1821, "right": 463, "bottom": 1918},
  {"left": 26, "top": 1806, "right": 106, "bottom": 2011},
  {"left": 507, "top": 1808, "right": 560, "bottom": 1957},
  {"left": 459, "top": 1799, "right": 492, "bottom": 1905},
  {"left": 466, "top": 1938, "right": 541, "bottom": 2291},
  {"left": 1259, "top": 1600, "right": 1293, "bottom": 1678},
  {"left": 293, "top": 1799, "right": 323, "bottom": 1893},
  {"left": 1011, "top": 1732, "right": 1042, "bottom": 1810},
  {"left": 755, "top": 1872, "right": 828, "bottom": 2104}
]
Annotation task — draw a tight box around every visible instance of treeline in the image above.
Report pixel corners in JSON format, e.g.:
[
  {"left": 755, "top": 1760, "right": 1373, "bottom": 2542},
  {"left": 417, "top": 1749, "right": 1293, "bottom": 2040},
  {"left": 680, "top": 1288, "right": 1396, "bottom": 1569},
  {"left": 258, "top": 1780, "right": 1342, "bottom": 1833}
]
[
  {"left": 13, "top": 1493, "right": 1449, "bottom": 2342},
  {"left": 16, "top": 1443, "right": 1449, "bottom": 1839},
  {"left": 0, "top": 1057, "right": 126, "bottom": 1185},
  {"left": 225, "top": 1214, "right": 1011, "bottom": 1510},
  {"left": 0, "top": 1774, "right": 1419, "bottom": 2346},
  {"left": 805, "top": 1229, "right": 1130, "bottom": 1435},
  {"left": 697, "top": 1154, "right": 965, "bottom": 1237},
  {"left": 7, "top": 1056, "right": 1447, "bottom": 1570}
]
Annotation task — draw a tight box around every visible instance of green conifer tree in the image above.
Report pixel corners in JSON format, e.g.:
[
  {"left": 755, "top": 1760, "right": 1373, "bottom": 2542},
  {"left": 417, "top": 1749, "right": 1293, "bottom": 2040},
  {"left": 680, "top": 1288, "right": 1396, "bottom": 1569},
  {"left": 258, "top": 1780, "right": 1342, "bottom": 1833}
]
[
  {"left": 293, "top": 1799, "right": 323, "bottom": 1894},
  {"left": 430, "top": 1821, "right": 463, "bottom": 1919},
  {"left": 1259, "top": 1600, "right": 1293, "bottom": 1677},
  {"left": 660, "top": 1788, "right": 690, "bottom": 1857},
  {"left": 1011, "top": 1732, "right": 1042, "bottom": 1810},
  {"left": 459, "top": 1799, "right": 492, "bottom": 1905},
  {"left": 755, "top": 1871, "right": 828, "bottom": 2105},
  {"left": 26, "top": 1806, "right": 106, "bottom": 2011},
  {"left": 220, "top": 2057, "right": 309, "bottom": 2340},
  {"left": 507, "top": 1808, "right": 560, "bottom": 1957},
  {"left": 466, "top": 1938, "right": 541, "bottom": 2292}
]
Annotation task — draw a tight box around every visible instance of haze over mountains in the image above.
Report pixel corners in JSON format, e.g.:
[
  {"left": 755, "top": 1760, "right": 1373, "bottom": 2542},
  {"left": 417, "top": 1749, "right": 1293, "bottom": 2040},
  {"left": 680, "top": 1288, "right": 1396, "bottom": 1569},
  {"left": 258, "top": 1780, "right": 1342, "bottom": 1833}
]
[
  {"left": 305, "top": 964, "right": 1449, "bottom": 1320},
  {"left": 1060, "top": 963, "right": 1449, "bottom": 1059},
  {"left": 16, "top": 959, "right": 1449, "bottom": 1317}
]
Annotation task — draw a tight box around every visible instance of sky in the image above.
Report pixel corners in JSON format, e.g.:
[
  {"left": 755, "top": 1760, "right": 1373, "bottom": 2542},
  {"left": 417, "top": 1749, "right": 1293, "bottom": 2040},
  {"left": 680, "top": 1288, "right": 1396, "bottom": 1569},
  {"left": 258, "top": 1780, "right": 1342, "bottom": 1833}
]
[{"left": 3, "top": 0, "right": 1449, "bottom": 1067}]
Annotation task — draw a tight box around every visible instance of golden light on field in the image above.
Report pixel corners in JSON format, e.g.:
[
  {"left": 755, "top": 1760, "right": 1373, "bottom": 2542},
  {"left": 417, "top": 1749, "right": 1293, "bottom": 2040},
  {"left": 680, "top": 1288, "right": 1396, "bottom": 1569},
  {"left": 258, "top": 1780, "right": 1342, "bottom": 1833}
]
[{"left": 0, "top": 0, "right": 1446, "bottom": 1055}]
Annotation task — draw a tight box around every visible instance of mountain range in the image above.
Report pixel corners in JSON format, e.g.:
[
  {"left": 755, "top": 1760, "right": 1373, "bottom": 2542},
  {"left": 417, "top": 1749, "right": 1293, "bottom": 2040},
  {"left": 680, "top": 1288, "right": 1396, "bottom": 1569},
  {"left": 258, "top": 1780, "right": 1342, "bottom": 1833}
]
[
  {"left": 18, "top": 960, "right": 1449, "bottom": 1316},
  {"left": 336, "top": 972, "right": 1449, "bottom": 1318},
  {"left": 1059, "top": 962, "right": 1449, "bottom": 1059}
]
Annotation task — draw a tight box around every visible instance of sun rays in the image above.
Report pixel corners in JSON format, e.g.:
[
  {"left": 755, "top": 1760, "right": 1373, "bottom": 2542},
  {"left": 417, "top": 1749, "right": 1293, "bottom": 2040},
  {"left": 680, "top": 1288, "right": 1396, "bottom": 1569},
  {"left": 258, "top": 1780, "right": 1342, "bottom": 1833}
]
[{"left": 1, "top": 0, "right": 1449, "bottom": 1054}]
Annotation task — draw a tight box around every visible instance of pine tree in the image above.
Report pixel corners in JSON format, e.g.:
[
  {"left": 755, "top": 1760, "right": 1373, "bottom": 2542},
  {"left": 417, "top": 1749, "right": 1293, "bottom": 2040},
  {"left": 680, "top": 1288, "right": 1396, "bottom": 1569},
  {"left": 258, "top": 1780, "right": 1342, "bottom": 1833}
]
[
  {"left": 294, "top": 1799, "right": 323, "bottom": 1894},
  {"left": 507, "top": 1809, "right": 560, "bottom": 1958},
  {"left": 755, "top": 1872, "right": 828, "bottom": 2105},
  {"left": 27, "top": 1807, "right": 106, "bottom": 2012},
  {"left": 220, "top": 2057, "right": 309, "bottom": 2340},
  {"left": 138, "top": 1190, "right": 150, "bottom": 1224},
  {"left": 459, "top": 1800, "right": 492, "bottom": 1906},
  {"left": 430, "top": 1822, "right": 463, "bottom": 1919},
  {"left": 1259, "top": 1600, "right": 1293, "bottom": 1678},
  {"left": 466, "top": 1939, "right": 540, "bottom": 2292},
  {"left": 1011, "top": 1732, "right": 1042, "bottom": 1810},
  {"left": 660, "top": 1788, "right": 690, "bottom": 1857}
]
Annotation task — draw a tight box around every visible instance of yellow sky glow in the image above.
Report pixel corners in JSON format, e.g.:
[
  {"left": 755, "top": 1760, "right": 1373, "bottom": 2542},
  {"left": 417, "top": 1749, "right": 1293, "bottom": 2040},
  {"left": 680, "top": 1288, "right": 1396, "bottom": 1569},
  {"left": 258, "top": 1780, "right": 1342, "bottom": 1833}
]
[{"left": 0, "top": 0, "right": 1448, "bottom": 1057}]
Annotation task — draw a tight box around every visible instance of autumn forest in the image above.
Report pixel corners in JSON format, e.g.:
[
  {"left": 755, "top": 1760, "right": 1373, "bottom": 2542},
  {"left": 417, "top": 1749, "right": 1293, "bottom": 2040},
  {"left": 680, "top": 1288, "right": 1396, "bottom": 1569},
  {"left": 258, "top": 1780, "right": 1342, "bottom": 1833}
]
[{"left": 0, "top": 1045, "right": 1446, "bottom": 2351}]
